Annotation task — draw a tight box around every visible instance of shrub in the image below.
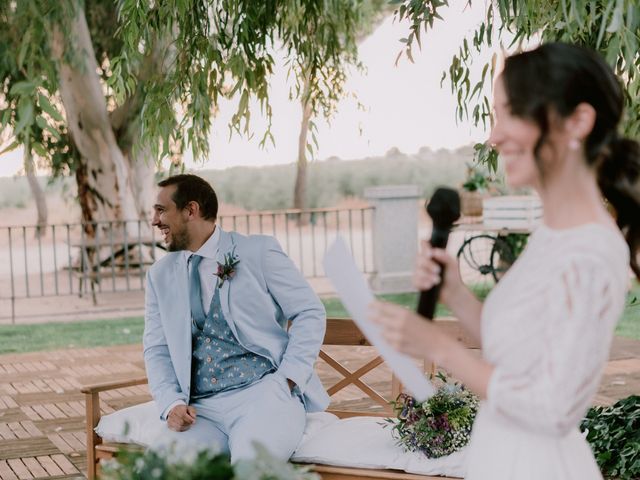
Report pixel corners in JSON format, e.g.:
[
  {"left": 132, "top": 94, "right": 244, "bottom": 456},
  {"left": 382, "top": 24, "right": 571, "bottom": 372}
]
[{"left": 581, "top": 395, "right": 640, "bottom": 480}]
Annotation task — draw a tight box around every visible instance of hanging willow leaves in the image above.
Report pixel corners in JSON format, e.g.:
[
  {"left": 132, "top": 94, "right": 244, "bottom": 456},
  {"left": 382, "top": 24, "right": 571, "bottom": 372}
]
[
  {"left": 395, "top": 0, "right": 640, "bottom": 172},
  {"left": 0, "top": 0, "right": 379, "bottom": 224}
]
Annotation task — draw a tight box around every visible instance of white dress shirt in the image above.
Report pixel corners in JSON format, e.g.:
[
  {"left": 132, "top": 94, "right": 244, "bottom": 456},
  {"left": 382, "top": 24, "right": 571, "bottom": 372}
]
[
  {"left": 184, "top": 226, "right": 221, "bottom": 315},
  {"left": 163, "top": 226, "right": 220, "bottom": 419}
]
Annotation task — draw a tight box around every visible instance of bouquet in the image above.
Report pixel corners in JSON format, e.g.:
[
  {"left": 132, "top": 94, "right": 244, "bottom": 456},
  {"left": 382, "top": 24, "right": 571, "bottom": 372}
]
[{"left": 387, "top": 373, "right": 479, "bottom": 458}]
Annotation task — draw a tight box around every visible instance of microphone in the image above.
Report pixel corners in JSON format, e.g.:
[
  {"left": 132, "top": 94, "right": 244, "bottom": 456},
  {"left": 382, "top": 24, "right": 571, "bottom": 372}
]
[{"left": 416, "top": 187, "right": 461, "bottom": 320}]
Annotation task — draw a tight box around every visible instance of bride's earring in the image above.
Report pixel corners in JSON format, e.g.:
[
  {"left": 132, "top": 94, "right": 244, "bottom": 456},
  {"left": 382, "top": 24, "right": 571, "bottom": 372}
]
[{"left": 568, "top": 139, "right": 581, "bottom": 151}]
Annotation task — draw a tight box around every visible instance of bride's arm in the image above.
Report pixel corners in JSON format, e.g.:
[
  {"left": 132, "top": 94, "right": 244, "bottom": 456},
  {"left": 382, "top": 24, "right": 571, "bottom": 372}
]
[
  {"left": 441, "top": 280, "right": 484, "bottom": 343},
  {"left": 369, "top": 300, "right": 492, "bottom": 398},
  {"left": 371, "top": 254, "right": 623, "bottom": 437}
]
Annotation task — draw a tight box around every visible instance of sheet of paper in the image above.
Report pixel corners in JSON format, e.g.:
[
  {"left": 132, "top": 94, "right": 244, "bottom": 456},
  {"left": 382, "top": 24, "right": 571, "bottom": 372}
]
[{"left": 323, "top": 236, "right": 434, "bottom": 401}]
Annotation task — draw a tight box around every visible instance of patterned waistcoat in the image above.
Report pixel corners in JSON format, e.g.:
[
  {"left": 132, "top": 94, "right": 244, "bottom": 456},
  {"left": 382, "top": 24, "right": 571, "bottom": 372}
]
[{"left": 190, "top": 287, "right": 274, "bottom": 399}]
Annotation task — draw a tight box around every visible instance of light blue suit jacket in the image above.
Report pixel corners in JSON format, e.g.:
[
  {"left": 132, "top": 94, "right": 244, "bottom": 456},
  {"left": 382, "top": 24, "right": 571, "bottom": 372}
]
[{"left": 143, "top": 228, "right": 330, "bottom": 417}]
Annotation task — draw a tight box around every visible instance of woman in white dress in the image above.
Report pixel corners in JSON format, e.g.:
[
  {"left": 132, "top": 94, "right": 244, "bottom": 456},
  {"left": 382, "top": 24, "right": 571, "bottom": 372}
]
[{"left": 369, "top": 43, "right": 640, "bottom": 479}]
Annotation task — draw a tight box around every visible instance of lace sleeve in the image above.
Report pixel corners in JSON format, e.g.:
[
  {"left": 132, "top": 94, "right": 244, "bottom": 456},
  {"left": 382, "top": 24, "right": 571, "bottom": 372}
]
[{"left": 485, "top": 254, "right": 625, "bottom": 436}]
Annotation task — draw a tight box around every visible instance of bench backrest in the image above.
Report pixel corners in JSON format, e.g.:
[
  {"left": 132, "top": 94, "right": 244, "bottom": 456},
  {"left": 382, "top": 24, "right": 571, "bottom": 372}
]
[{"left": 321, "top": 317, "right": 479, "bottom": 418}]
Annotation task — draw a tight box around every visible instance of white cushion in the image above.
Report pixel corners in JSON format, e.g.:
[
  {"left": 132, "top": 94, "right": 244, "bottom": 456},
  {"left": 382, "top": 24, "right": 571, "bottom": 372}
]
[
  {"left": 95, "top": 402, "right": 339, "bottom": 446},
  {"left": 95, "top": 401, "right": 165, "bottom": 445},
  {"left": 291, "top": 416, "right": 467, "bottom": 478},
  {"left": 96, "top": 403, "right": 467, "bottom": 477}
]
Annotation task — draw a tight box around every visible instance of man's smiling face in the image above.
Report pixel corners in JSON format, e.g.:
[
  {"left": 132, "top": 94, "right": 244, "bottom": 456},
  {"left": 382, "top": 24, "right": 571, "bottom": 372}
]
[{"left": 151, "top": 185, "right": 191, "bottom": 252}]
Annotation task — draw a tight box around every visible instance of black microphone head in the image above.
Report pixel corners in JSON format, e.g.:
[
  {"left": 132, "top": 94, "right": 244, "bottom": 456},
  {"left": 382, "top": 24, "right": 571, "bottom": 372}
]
[{"left": 426, "top": 187, "right": 461, "bottom": 229}]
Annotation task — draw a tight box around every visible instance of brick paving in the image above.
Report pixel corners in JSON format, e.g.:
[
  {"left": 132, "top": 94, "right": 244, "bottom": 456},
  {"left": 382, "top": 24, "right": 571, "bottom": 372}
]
[{"left": 0, "top": 337, "right": 638, "bottom": 479}]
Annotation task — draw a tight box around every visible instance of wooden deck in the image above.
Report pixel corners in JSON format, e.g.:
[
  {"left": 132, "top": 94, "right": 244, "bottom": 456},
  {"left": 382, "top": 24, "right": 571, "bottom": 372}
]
[{"left": 1, "top": 337, "right": 639, "bottom": 480}]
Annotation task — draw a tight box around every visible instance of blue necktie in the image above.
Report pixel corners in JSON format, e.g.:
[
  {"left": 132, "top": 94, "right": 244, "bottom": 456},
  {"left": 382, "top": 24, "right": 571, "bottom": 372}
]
[{"left": 189, "top": 254, "right": 206, "bottom": 330}]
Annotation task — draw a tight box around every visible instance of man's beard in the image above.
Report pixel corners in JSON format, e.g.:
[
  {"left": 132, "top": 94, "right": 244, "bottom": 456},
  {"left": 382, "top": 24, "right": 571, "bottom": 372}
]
[{"left": 167, "top": 227, "right": 190, "bottom": 252}]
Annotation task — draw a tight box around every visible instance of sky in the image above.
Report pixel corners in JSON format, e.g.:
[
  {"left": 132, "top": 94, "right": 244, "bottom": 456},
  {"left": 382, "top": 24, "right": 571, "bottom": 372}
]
[{"left": 0, "top": 1, "right": 495, "bottom": 178}]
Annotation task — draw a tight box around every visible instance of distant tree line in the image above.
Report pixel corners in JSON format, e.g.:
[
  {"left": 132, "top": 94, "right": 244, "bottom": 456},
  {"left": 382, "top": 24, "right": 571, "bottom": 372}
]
[
  {"left": 190, "top": 146, "right": 474, "bottom": 211},
  {"left": 0, "top": 146, "right": 474, "bottom": 215}
]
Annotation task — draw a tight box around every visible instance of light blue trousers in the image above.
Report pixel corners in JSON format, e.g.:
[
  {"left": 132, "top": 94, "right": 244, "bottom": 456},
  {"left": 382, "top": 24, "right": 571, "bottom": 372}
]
[{"left": 150, "top": 371, "right": 306, "bottom": 462}]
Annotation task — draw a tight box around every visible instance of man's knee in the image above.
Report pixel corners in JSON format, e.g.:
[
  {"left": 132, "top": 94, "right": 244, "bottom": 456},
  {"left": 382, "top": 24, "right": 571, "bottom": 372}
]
[
  {"left": 150, "top": 418, "right": 229, "bottom": 455},
  {"left": 229, "top": 438, "right": 298, "bottom": 463},
  {"left": 228, "top": 416, "right": 305, "bottom": 462}
]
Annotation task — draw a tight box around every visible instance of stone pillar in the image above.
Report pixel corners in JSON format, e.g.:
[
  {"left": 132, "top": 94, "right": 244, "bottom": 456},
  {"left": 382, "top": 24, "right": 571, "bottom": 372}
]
[{"left": 365, "top": 185, "right": 421, "bottom": 293}]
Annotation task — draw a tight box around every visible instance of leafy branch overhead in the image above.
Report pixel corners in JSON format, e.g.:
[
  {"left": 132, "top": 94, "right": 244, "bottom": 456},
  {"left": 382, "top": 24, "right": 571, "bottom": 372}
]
[
  {"left": 114, "top": 0, "right": 373, "bottom": 163},
  {"left": 1, "top": 0, "right": 382, "bottom": 227},
  {"left": 0, "top": 2, "right": 72, "bottom": 174},
  {"left": 394, "top": 0, "right": 640, "bottom": 172},
  {"left": 1, "top": 0, "right": 374, "bottom": 172}
]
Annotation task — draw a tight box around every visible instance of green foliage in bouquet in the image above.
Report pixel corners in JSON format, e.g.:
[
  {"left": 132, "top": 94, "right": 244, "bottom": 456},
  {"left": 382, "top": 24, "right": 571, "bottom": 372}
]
[
  {"left": 386, "top": 373, "right": 479, "bottom": 458},
  {"left": 100, "top": 443, "right": 319, "bottom": 480},
  {"left": 580, "top": 395, "right": 640, "bottom": 480}
]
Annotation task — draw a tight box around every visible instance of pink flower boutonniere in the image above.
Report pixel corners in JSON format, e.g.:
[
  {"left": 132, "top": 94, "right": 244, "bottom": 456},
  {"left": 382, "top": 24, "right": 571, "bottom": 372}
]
[{"left": 215, "top": 247, "right": 240, "bottom": 287}]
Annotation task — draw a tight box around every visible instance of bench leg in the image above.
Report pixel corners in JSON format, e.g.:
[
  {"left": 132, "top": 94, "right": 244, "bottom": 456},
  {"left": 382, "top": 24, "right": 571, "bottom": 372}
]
[{"left": 85, "top": 392, "right": 101, "bottom": 480}]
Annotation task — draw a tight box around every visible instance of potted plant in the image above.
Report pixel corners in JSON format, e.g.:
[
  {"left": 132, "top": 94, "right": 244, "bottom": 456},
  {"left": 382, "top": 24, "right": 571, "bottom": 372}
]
[{"left": 460, "top": 164, "right": 492, "bottom": 217}]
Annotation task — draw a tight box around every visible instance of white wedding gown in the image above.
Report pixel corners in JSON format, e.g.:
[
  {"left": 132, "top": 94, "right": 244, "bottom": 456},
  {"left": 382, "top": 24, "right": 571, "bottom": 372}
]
[{"left": 465, "top": 223, "right": 630, "bottom": 480}]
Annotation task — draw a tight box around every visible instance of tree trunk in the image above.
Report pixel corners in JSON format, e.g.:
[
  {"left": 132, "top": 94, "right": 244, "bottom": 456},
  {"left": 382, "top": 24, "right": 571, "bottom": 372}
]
[
  {"left": 127, "top": 146, "right": 156, "bottom": 226},
  {"left": 291, "top": 12, "right": 390, "bottom": 213},
  {"left": 24, "top": 146, "right": 48, "bottom": 238},
  {"left": 74, "top": 150, "right": 97, "bottom": 236},
  {"left": 49, "top": 5, "right": 151, "bottom": 240},
  {"left": 293, "top": 81, "right": 313, "bottom": 214}
]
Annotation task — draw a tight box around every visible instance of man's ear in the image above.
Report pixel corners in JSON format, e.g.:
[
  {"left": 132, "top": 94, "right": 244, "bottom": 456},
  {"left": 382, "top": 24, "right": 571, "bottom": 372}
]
[
  {"left": 565, "top": 102, "right": 596, "bottom": 141},
  {"left": 184, "top": 200, "right": 200, "bottom": 219}
]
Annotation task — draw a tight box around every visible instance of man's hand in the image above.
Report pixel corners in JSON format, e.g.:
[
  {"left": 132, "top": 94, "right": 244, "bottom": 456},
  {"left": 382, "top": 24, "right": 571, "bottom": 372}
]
[{"left": 167, "top": 404, "right": 197, "bottom": 432}]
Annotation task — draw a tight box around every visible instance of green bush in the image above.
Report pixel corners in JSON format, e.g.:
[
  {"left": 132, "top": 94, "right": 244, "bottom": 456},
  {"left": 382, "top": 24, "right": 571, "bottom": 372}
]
[{"left": 580, "top": 395, "right": 640, "bottom": 480}]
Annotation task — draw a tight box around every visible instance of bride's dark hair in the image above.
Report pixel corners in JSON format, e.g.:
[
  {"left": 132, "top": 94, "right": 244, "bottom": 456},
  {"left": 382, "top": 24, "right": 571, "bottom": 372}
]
[{"left": 502, "top": 42, "right": 640, "bottom": 279}]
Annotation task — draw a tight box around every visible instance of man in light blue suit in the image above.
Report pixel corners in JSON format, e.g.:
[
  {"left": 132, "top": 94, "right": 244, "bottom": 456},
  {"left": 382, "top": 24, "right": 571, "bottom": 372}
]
[{"left": 144, "top": 174, "right": 329, "bottom": 461}]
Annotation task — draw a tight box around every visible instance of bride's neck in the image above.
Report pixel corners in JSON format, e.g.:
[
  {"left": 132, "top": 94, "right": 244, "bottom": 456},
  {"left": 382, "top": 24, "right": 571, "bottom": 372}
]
[{"left": 537, "top": 161, "right": 611, "bottom": 229}]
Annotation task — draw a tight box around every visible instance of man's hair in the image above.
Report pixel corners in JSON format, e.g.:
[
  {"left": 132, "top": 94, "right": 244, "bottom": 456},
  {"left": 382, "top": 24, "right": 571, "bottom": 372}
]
[{"left": 157, "top": 174, "right": 218, "bottom": 221}]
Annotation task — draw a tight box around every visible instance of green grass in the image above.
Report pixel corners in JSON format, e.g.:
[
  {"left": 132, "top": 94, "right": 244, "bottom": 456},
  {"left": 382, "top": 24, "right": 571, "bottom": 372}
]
[
  {"left": 325, "top": 285, "right": 493, "bottom": 318},
  {"left": 323, "top": 292, "right": 427, "bottom": 317},
  {"left": 0, "top": 295, "right": 424, "bottom": 355},
  {"left": 0, "top": 285, "right": 638, "bottom": 355},
  {"left": 617, "top": 281, "right": 640, "bottom": 340},
  {"left": 0, "top": 317, "right": 145, "bottom": 354}
]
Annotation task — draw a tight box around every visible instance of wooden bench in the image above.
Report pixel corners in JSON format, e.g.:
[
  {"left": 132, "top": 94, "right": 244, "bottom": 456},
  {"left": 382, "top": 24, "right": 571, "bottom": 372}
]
[{"left": 82, "top": 317, "right": 479, "bottom": 479}]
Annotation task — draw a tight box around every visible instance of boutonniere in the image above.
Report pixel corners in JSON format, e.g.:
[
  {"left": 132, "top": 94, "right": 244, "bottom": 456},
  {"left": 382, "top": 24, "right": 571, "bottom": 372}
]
[{"left": 215, "top": 246, "right": 240, "bottom": 287}]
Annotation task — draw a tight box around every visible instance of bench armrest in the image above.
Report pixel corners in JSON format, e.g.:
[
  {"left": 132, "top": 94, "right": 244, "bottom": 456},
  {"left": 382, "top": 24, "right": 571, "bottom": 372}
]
[
  {"left": 81, "top": 376, "right": 148, "bottom": 394},
  {"left": 82, "top": 375, "right": 149, "bottom": 479}
]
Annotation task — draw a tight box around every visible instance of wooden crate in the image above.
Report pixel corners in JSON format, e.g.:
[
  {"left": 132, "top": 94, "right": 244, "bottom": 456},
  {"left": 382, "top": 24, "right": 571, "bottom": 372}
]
[{"left": 482, "top": 195, "right": 542, "bottom": 229}]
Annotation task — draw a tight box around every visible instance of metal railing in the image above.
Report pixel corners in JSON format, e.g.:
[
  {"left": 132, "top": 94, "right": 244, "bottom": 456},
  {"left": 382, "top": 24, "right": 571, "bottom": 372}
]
[{"left": 0, "top": 206, "right": 375, "bottom": 323}]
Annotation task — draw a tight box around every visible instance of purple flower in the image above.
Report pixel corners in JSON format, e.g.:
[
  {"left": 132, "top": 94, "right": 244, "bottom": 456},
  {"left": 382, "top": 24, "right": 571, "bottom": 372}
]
[
  {"left": 389, "top": 375, "right": 479, "bottom": 459},
  {"left": 215, "top": 247, "right": 240, "bottom": 287}
]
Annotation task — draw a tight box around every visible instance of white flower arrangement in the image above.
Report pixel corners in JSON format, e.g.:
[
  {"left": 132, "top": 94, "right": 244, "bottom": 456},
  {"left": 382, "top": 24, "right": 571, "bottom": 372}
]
[{"left": 100, "top": 442, "right": 319, "bottom": 480}]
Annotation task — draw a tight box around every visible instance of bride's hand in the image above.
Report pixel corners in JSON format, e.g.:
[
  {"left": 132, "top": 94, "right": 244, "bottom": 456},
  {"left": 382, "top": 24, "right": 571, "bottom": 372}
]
[
  {"left": 415, "top": 240, "right": 464, "bottom": 307},
  {"left": 368, "top": 300, "right": 452, "bottom": 363}
]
